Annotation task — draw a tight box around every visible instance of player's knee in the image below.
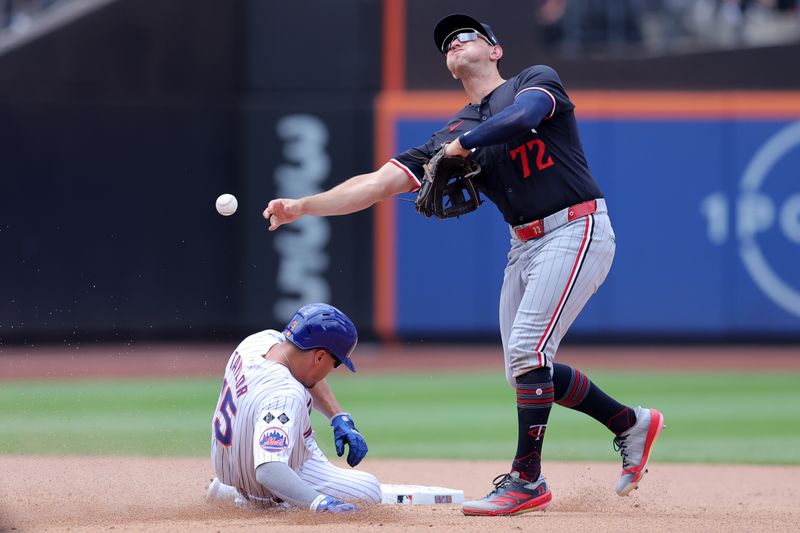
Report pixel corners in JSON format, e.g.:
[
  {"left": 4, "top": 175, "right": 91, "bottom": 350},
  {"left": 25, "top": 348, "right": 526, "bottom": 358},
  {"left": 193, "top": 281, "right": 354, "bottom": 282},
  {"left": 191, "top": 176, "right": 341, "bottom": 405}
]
[
  {"left": 516, "top": 366, "right": 552, "bottom": 384},
  {"left": 355, "top": 472, "right": 382, "bottom": 505},
  {"left": 509, "top": 362, "right": 552, "bottom": 388},
  {"left": 505, "top": 370, "right": 517, "bottom": 388}
]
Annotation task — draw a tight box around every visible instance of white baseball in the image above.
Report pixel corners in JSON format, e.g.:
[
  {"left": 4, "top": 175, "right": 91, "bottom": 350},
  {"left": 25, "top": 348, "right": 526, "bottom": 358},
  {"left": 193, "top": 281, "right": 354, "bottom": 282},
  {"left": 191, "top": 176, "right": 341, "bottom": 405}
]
[{"left": 215, "top": 194, "right": 238, "bottom": 216}]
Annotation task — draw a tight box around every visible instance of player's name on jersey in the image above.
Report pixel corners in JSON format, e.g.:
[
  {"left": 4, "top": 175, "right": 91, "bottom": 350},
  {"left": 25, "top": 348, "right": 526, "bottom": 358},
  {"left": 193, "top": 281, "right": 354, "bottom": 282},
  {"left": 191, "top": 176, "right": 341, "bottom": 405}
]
[{"left": 228, "top": 351, "right": 248, "bottom": 398}]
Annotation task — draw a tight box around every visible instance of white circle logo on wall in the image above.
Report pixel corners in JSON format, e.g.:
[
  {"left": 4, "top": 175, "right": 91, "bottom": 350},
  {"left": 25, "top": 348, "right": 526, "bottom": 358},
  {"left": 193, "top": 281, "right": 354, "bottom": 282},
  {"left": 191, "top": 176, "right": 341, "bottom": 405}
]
[{"left": 738, "top": 121, "right": 800, "bottom": 318}]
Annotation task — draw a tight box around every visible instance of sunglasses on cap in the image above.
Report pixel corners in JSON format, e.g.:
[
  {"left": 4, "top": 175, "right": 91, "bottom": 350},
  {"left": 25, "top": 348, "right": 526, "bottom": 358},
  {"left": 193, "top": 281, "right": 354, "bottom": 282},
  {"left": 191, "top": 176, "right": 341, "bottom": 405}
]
[{"left": 444, "top": 31, "right": 494, "bottom": 53}]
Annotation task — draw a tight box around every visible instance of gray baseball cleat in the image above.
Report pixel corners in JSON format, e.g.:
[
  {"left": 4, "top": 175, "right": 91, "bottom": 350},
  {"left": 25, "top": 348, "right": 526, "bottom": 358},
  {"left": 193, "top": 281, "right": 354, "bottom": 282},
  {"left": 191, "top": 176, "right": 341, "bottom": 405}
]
[
  {"left": 462, "top": 471, "right": 552, "bottom": 516},
  {"left": 614, "top": 406, "right": 665, "bottom": 496}
]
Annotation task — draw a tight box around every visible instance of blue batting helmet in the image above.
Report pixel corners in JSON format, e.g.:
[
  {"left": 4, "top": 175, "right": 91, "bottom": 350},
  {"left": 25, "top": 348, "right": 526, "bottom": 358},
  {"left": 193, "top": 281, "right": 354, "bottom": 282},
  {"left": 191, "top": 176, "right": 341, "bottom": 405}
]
[{"left": 282, "top": 303, "right": 358, "bottom": 372}]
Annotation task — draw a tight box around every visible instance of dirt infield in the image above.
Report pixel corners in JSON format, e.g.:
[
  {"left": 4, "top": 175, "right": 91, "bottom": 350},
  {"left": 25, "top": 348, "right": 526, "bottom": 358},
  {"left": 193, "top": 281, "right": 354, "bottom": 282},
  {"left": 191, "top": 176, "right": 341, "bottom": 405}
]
[
  {"left": 1, "top": 344, "right": 798, "bottom": 532},
  {"left": 1, "top": 456, "right": 798, "bottom": 532}
]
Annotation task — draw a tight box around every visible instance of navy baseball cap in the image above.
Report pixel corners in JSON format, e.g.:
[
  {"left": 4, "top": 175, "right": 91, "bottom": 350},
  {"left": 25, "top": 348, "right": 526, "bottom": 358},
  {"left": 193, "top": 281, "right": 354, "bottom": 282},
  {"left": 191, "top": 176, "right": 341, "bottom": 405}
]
[
  {"left": 434, "top": 13, "right": 500, "bottom": 54},
  {"left": 282, "top": 303, "right": 358, "bottom": 372}
]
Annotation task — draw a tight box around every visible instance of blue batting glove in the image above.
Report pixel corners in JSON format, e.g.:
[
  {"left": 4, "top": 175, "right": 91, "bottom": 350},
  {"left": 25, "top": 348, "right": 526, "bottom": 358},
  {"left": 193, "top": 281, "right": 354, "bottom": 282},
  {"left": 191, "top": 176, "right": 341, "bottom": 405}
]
[
  {"left": 331, "top": 412, "right": 368, "bottom": 467},
  {"left": 310, "top": 494, "right": 358, "bottom": 513}
]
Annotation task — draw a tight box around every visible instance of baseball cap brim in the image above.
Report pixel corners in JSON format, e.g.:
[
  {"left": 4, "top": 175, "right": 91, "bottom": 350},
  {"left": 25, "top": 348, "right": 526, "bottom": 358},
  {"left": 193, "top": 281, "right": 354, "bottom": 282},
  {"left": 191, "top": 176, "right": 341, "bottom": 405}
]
[{"left": 434, "top": 13, "right": 499, "bottom": 54}]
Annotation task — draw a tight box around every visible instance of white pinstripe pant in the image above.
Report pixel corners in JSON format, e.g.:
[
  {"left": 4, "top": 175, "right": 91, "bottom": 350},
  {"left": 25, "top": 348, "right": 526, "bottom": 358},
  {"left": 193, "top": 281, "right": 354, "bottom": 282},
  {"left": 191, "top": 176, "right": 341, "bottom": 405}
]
[
  {"left": 234, "top": 444, "right": 382, "bottom": 509},
  {"left": 296, "top": 445, "right": 382, "bottom": 504},
  {"left": 500, "top": 211, "right": 615, "bottom": 387}
]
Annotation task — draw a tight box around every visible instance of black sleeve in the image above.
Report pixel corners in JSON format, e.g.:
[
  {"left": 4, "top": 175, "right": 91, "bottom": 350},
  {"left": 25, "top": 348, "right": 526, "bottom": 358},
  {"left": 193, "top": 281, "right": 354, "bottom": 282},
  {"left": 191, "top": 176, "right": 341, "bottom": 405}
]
[
  {"left": 389, "top": 137, "right": 437, "bottom": 192},
  {"left": 389, "top": 110, "right": 471, "bottom": 192}
]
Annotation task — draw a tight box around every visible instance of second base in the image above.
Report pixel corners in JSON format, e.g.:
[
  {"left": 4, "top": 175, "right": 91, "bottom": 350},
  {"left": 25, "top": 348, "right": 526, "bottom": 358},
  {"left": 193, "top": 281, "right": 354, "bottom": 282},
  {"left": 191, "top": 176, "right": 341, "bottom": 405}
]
[{"left": 380, "top": 483, "right": 464, "bottom": 505}]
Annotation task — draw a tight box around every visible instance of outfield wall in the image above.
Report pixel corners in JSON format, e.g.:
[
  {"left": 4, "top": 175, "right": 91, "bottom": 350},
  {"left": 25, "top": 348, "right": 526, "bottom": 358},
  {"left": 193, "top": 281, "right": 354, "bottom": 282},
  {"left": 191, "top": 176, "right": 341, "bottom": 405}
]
[
  {"left": 373, "top": 92, "right": 800, "bottom": 339},
  {"left": 2, "top": 0, "right": 799, "bottom": 343}
]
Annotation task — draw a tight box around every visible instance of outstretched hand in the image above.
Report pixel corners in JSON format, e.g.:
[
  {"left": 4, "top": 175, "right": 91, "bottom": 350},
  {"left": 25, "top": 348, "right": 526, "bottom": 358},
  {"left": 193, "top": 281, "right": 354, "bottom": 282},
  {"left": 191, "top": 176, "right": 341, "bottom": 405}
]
[
  {"left": 331, "top": 413, "right": 368, "bottom": 467},
  {"left": 263, "top": 198, "right": 303, "bottom": 231}
]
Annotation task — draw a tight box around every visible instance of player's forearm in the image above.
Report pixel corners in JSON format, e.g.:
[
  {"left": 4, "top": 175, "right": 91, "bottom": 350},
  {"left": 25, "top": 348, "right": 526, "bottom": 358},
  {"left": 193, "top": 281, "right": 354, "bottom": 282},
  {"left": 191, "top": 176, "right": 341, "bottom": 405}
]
[
  {"left": 297, "top": 162, "right": 410, "bottom": 218},
  {"left": 295, "top": 182, "right": 373, "bottom": 217},
  {"left": 308, "top": 379, "right": 342, "bottom": 419},
  {"left": 298, "top": 167, "right": 399, "bottom": 217},
  {"left": 256, "top": 461, "right": 320, "bottom": 508}
]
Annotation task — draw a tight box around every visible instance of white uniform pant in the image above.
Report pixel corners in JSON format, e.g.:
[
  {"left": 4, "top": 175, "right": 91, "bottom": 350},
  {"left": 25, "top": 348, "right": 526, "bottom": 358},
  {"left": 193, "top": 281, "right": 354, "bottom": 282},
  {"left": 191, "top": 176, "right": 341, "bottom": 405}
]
[
  {"left": 296, "top": 446, "right": 382, "bottom": 504},
  {"left": 232, "top": 445, "right": 381, "bottom": 509},
  {"left": 500, "top": 209, "right": 615, "bottom": 387}
]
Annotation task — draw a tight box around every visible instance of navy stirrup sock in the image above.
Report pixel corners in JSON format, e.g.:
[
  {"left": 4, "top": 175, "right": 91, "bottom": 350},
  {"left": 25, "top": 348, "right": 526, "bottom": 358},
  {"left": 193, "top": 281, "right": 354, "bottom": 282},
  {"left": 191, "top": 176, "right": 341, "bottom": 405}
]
[
  {"left": 512, "top": 367, "right": 553, "bottom": 481},
  {"left": 552, "top": 362, "right": 635, "bottom": 435}
]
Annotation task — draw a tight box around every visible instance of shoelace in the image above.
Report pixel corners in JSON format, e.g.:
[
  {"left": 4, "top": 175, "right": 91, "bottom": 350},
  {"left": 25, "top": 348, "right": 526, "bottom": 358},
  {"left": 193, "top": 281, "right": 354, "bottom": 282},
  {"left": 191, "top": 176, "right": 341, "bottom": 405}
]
[
  {"left": 484, "top": 473, "right": 515, "bottom": 497},
  {"left": 613, "top": 435, "right": 631, "bottom": 468}
]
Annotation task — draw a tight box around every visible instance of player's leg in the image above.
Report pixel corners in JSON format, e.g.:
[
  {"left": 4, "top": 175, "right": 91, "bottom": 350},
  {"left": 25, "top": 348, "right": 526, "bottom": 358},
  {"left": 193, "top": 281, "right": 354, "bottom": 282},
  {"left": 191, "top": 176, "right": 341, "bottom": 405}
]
[
  {"left": 464, "top": 213, "right": 615, "bottom": 516},
  {"left": 498, "top": 236, "right": 554, "bottom": 499},
  {"left": 464, "top": 231, "right": 570, "bottom": 514},
  {"left": 553, "top": 363, "right": 664, "bottom": 495},
  {"left": 507, "top": 213, "right": 616, "bottom": 377},
  {"left": 503, "top": 235, "right": 554, "bottom": 496},
  {"left": 525, "top": 214, "right": 664, "bottom": 494},
  {"left": 498, "top": 237, "right": 527, "bottom": 388},
  {"left": 461, "top": 230, "right": 568, "bottom": 516},
  {"left": 532, "top": 213, "right": 664, "bottom": 494},
  {"left": 509, "top": 213, "right": 616, "bottom": 470},
  {"left": 297, "top": 445, "right": 382, "bottom": 505},
  {"left": 553, "top": 362, "right": 636, "bottom": 434},
  {"left": 461, "top": 356, "right": 555, "bottom": 516}
]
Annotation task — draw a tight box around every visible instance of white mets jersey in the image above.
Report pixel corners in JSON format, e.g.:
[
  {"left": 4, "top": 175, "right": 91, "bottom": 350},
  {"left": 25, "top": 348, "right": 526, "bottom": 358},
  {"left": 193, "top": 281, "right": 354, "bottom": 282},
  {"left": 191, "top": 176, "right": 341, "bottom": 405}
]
[{"left": 211, "top": 329, "right": 316, "bottom": 499}]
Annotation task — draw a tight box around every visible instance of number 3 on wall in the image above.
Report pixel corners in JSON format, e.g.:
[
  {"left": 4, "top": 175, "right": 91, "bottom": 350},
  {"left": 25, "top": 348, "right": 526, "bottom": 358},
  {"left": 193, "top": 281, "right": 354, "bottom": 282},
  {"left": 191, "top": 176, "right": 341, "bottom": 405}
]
[{"left": 214, "top": 379, "right": 238, "bottom": 446}]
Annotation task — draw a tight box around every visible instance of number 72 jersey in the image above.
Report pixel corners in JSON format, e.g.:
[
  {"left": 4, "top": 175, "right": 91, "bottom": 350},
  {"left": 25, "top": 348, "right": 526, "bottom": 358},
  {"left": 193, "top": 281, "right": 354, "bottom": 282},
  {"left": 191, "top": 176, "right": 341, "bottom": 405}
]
[{"left": 391, "top": 64, "right": 603, "bottom": 226}]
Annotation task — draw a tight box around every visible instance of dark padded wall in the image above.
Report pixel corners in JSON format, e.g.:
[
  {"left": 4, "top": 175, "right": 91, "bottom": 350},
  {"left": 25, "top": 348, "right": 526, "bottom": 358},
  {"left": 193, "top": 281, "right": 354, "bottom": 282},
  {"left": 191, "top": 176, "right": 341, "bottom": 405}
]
[
  {"left": 1, "top": 102, "right": 240, "bottom": 341},
  {"left": 245, "top": 0, "right": 380, "bottom": 91},
  {"left": 0, "top": 0, "right": 240, "bottom": 99},
  {"left": 238, "top": 0, "right": 380, "bottom": 331},
  {"left": 1, "top": 0, "right": 242, "bottom": 342},
  {"left": 1, "top": 0, "right": 795, "bottom": 343},
  {"left": 0, "top": 0, "right": 382, "bottom": 343}
]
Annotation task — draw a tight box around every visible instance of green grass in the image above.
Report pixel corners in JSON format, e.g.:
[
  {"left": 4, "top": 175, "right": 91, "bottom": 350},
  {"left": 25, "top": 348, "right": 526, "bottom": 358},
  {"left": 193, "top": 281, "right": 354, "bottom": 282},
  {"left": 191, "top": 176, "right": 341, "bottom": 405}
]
[{"left": 1, "top": 371, "right": 798, "bottom": 464}]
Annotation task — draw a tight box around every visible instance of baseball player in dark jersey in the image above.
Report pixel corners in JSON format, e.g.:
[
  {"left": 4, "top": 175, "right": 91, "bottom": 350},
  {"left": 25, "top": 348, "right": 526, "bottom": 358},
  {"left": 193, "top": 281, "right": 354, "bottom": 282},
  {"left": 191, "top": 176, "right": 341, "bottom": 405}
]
[{"left": 265, "top": 13, "right": 664, "bottom": 516}]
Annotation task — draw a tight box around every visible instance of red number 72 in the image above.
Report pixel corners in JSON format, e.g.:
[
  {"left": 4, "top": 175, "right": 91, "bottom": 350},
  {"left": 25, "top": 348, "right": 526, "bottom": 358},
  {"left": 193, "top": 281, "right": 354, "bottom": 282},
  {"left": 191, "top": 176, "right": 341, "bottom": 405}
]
[{"left": 509, "top": 139, "right": 554, "bottom": 178}]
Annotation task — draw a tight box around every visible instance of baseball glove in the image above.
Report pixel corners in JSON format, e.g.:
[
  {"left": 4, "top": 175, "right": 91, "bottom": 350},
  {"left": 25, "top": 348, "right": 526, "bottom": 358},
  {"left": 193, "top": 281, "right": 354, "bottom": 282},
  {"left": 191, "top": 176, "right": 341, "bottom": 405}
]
[{"left": 415, "top": 143, "right": 482, "bottom": 219}]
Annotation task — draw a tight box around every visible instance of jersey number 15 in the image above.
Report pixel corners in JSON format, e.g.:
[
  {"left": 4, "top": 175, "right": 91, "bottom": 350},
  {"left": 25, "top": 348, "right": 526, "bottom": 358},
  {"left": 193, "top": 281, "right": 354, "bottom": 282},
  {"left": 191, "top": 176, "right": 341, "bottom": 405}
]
[{"left": 214, "top": 378, "right": 238, "bottom": 446}]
